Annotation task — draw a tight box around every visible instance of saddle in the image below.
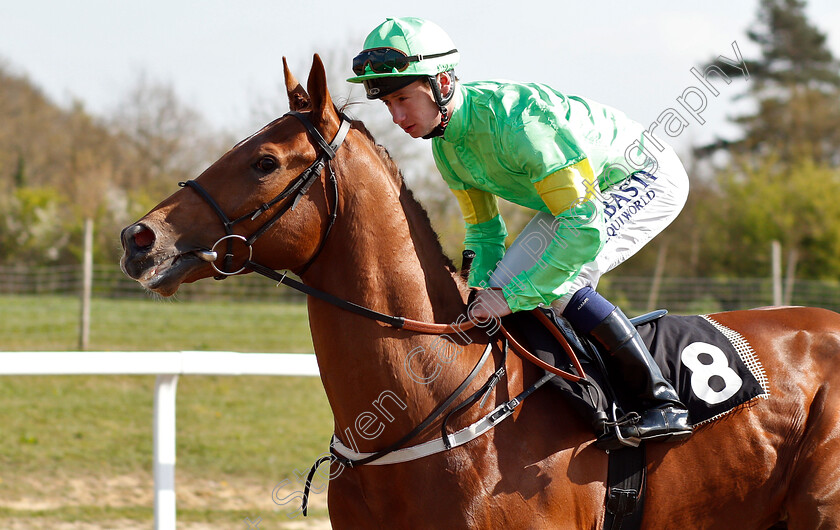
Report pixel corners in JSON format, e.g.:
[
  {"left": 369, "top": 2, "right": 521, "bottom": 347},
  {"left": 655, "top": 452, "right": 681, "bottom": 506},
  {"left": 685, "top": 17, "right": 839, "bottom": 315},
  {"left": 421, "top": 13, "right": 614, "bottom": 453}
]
[
  {"left": 500, "top": 306, "right": 769, "bottom": 529},
  {"left": 501, "top": 306, "right": 768, "bottom": 437},
  {"left": 501, "top": 308, "right": 664, "bottom": 530},
  {"left": 500, "top": 307, "right": 667, "bottom": 440}
]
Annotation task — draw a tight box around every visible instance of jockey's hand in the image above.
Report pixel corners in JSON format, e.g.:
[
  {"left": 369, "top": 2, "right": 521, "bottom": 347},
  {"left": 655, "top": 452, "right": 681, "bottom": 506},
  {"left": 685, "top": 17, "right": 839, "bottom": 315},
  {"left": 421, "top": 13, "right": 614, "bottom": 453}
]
[{"left": 470, "top": 288, "right": 512, "bottom": 321}]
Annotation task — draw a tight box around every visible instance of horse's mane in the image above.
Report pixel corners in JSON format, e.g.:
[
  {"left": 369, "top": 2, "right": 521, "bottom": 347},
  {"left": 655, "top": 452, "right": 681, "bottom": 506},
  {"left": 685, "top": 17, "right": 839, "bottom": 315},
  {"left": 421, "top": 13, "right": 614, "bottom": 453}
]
[{"left": 349, "top": 119, "right": 457, "bottom": 274}]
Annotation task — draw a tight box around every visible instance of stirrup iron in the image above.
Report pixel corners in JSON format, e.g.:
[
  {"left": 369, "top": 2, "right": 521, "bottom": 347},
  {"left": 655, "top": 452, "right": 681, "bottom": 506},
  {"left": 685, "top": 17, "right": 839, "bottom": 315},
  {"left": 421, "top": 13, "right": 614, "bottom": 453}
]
[{"left": 608, "top": 403, "right": 641, "bottom": 448}]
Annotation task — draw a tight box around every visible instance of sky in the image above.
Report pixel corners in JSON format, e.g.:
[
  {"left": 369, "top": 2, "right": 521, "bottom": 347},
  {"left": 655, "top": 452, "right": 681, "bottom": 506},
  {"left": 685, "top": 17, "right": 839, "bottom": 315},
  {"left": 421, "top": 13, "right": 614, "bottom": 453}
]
[{"left": 2, "top": 0, "right": 840, "bottom": 157}]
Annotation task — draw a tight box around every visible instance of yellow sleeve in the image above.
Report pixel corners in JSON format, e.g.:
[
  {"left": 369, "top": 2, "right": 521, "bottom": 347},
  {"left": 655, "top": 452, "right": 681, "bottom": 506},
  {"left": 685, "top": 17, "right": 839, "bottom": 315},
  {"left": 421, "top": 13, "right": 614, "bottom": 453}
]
[
  {"left": 450, "top": 188, "right": 500, "bottom": 225},
  {"left": 532, "top": 158, "right": 597, "bottom": 216}
]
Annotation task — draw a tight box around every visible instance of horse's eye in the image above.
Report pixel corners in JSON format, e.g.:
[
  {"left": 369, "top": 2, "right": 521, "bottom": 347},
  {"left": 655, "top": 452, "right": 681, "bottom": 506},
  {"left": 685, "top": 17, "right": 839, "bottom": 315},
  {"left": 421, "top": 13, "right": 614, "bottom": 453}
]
[{"left": 255, "top": 156, "right": 278, "bottom": 173}]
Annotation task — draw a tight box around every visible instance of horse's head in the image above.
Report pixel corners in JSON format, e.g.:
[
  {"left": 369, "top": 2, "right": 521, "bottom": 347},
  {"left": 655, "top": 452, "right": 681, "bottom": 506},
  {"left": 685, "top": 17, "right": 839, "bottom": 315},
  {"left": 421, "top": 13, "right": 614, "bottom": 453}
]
[{"left": 120, "top": 55, "right": 346, "bottom": 296}]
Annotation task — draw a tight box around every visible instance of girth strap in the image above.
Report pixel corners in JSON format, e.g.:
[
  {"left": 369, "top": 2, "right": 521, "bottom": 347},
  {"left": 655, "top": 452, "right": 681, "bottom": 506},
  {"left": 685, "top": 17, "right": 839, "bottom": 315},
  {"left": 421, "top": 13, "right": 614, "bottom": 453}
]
[{"left": 604, "top": 445, "right": 647, "bottom": 530}]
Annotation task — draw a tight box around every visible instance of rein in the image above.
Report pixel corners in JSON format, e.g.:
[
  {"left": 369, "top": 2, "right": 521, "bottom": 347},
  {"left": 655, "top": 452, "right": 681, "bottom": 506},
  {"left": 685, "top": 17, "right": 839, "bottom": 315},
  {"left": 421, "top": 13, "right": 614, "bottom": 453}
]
[
  {"left": 180, "top": 108, "right": 586, "bottom": 374},
  {"left": 181, "top": 111, "right": 589, "bottom": 500},
  {"left": 180, "top": 110, "right": 478, "bottom": 336}
]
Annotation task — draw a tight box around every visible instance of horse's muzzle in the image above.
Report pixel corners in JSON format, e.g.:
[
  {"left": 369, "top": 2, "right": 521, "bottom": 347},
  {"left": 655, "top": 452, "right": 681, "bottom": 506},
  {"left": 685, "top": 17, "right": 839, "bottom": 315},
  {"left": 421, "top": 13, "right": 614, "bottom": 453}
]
[{"left": 120, "top": 223, "right": 157, "bottom": 280}]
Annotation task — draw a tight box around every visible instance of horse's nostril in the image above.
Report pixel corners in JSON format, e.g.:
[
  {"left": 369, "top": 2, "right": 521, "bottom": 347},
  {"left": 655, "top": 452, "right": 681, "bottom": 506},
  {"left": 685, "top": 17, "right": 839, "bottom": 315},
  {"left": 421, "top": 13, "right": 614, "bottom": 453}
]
[
  {"left": 123, "top": 223, "right": 156, "bottom": 250},
  {"left": 134, "top": 227, "right": 155, "bottom": 248}
]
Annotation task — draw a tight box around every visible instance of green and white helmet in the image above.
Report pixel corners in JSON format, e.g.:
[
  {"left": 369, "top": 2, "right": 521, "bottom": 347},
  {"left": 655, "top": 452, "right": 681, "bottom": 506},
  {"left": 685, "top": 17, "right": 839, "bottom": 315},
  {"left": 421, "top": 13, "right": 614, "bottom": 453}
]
[{"left": 347, "top": 17, "right": 460, "bottom": 101}]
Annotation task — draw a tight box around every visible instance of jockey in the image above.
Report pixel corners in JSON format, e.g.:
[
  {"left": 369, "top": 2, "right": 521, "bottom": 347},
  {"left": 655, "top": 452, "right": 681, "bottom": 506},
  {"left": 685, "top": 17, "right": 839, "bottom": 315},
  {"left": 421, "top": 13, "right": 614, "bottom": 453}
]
[{"left": 348, "top": 17, "right": 692, "bottom": 447}]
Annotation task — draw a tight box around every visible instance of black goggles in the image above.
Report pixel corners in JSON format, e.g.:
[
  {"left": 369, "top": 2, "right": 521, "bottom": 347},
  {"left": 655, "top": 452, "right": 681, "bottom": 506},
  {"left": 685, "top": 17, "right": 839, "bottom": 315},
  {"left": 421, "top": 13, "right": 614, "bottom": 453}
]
[{"left": 352, "top": 47, "right": 457, "bottom": 76}]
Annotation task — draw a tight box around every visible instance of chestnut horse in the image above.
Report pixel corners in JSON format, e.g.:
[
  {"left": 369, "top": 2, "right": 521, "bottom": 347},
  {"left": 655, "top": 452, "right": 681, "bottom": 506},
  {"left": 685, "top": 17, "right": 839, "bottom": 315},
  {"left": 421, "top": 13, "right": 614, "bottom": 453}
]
[{"left": 121, "top": 55, "right": 840, "bottom": 529}]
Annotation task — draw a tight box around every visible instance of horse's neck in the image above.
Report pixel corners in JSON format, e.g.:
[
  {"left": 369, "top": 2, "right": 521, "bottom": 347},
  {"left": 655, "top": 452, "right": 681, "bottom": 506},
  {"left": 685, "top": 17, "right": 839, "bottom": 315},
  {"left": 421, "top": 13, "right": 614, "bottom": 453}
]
[
  {"left": 303, "top": 154, "right": 476, "bottom": 446},
  {"left": 306, "top": 152, "right": 464, "bottom": 322}
]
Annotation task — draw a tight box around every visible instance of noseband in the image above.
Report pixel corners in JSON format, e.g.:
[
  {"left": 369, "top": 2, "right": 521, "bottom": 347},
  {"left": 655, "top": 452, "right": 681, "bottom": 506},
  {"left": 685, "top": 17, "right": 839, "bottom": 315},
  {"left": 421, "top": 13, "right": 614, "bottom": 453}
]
[
  {"left": 179, "top": 111, "right": 352, "bottom": 278},
  {"left": 175, "top": 109, "right": 590, "bottom": 388},
  {"left": 177, "top": 110, "right": 450, "bottom": 330},
  {"left": 175, "top": 110, "right": 588, "bottom": 490}
]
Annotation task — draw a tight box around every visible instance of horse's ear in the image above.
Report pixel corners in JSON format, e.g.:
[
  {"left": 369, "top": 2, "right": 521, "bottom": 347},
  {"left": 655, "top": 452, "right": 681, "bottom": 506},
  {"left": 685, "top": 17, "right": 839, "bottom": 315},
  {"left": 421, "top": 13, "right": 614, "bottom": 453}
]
[
  {"left": 283, "top": 56, "right": 311, "bottom": 111},
  {"left": 307, "top": 54, "right": 339, "bottom": 131}
]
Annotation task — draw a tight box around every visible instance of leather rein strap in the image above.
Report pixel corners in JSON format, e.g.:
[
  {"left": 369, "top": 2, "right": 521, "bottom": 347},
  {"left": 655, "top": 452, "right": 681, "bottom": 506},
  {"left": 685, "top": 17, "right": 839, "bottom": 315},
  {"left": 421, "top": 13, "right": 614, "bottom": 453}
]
[
  {"left": 181, "top": 111, "right": 587, "bottom": 382},
  {"left": 500, "top": 309, "right": 586, "bottom": 382},
  {"left": 184, "top": 111, "right": 593, "bottom": 516}
]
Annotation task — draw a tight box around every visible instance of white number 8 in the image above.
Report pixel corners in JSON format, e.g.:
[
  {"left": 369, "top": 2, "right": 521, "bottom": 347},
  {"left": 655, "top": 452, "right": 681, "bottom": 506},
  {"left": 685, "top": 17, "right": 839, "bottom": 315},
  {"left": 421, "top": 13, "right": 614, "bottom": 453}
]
[{"left": 680, "top": 342, "right": 743, "bottom": 405}]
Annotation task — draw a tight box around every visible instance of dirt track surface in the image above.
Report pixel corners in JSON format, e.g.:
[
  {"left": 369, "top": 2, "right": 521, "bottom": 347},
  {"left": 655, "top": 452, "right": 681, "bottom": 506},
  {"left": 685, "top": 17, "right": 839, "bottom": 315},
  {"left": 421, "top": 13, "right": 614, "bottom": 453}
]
[{"left": 0, "top": 473, "right": 332, "bottom": 529}]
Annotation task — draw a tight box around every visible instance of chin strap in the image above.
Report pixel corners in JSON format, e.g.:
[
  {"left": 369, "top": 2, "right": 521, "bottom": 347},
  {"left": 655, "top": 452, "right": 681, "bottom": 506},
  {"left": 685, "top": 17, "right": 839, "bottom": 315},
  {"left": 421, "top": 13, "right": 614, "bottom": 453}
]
[
  {"left": 421, "top": 74, "right": 454, "bottom": 139},
  {"left": 421, "top": 105, "right": 449, "bottom": 139}
]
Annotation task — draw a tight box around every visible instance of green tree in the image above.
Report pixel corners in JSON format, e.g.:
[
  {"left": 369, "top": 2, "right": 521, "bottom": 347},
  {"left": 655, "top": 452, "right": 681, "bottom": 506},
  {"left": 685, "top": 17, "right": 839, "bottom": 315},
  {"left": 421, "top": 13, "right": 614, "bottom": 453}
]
[
  {"left": 0, "top": 61, "right": 231, "bottom": 267},
  {"left": 701, "top": 157, "right": 840, "bottom": 279},
  {"left": 0, "top": 186, "right": 70, "bottom": 264},
  {"left": 698, "top": 0, "right": 840, "bottom": 166}
]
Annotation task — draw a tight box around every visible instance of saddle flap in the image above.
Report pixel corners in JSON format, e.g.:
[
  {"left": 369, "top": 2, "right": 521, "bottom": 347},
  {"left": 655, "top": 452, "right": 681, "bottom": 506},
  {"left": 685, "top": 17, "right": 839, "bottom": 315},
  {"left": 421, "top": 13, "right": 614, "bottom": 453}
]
[
  {"left": 499, "top": 307, "right": 671, "bottom": 432},
  {"left": 500, "top": 309, "right": 612, "bottom": 429}
]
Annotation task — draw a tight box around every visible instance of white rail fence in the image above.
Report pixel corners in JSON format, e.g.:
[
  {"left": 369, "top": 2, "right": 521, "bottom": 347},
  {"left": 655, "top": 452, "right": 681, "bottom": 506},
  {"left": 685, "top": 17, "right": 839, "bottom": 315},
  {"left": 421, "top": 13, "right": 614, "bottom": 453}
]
[{"left": 0, "top": 351, "right": 321, "bottom": 530}]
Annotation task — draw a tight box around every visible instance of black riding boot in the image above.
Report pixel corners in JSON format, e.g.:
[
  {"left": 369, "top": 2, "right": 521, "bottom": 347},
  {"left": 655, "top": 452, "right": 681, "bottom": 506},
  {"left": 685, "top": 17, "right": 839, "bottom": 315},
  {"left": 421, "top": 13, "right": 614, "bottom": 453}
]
[{"left": 589, "top": 307, "right": 693, "bottom": 448}]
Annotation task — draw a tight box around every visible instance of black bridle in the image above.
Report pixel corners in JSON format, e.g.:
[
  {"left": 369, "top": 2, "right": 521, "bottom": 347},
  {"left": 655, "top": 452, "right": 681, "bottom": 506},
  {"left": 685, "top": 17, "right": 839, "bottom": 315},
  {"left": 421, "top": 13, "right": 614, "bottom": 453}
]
[
  {"left": 180, "top": 107, "right": 458, "bottom": 330},
  {"left": 178, "top": 109, "right": 507, "bottom": 475},
  {"left": 176, "top": 110, "right": 582, "bottom": 514},
  {"left": 180, "top": 111, "right": 352, "bottom": 279},
  {"left": 180, "top": 110, "right": 415, "bottom": 328}
]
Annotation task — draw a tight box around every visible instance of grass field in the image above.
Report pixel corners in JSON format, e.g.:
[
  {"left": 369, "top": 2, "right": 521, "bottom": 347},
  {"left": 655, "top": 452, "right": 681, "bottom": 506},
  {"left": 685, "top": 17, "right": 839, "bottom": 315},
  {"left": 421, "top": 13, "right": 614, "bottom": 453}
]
[
  {"left": 1, "top": 295, "right": 314, "bottom": 352},
  {"left": 0, "top": 295, "right": 333, "bottom": 528}
]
